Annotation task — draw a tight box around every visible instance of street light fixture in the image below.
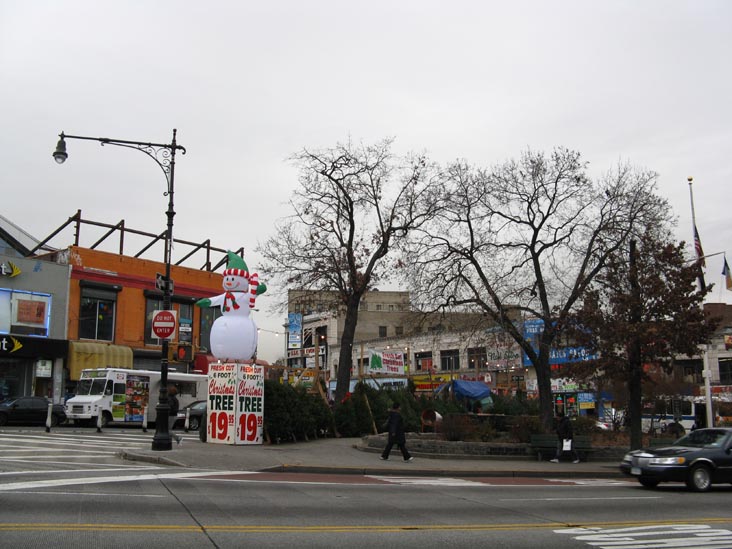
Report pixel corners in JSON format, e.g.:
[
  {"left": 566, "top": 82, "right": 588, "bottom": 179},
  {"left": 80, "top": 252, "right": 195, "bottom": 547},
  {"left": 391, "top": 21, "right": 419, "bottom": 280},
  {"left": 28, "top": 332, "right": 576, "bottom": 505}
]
[{"left": 53, "top": 129, "right": 186, "bottom": 451}]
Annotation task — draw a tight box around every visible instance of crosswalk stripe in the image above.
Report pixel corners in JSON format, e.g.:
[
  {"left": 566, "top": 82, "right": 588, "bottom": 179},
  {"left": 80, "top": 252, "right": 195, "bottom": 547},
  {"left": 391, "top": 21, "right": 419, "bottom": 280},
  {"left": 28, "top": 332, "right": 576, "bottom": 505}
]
[{"left": 0, "top": 471, "right": 250, "bottom": 491}]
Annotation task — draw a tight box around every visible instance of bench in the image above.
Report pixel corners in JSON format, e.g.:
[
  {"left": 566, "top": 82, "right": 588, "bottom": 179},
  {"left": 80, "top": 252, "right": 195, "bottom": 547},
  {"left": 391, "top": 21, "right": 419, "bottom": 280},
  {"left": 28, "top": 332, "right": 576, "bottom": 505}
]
[{"left": 530, "top": 434, "right": 593, "bottom": 461}]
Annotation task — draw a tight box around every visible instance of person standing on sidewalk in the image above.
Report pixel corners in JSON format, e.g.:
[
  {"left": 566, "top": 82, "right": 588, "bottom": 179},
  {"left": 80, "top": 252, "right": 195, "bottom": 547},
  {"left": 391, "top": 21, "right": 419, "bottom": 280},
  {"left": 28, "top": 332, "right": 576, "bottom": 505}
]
[
  {"left": 381, "top": 402, "right": 413, "bottom": 462},
  {"left": 551, "top": 412, "right": 580, "bottom": 463},
  {"left": 167, "top": 385, "right": 182, "bottom": 445}
]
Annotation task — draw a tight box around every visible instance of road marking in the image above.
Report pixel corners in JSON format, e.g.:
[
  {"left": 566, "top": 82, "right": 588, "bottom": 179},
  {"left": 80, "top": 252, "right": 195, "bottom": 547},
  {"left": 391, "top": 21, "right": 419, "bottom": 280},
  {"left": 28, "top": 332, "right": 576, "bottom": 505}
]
[
  {"left": 0, "top": 519, "right": 729, "bottom": 535},
  {"left": 2, "top": 490, "right": 167, "bottom": 498},
  {"left": 555, "top": 523, "right": 732, "bottom": 548},
  {"left": 0, "top": 466, "right": 162, "bottom": 476},
  {"left": 367, "top": 476, "right": 485, "bottom": 486},
  {"left": 504, "top": 496, "right": 662, "bottom": 501},
  {"left": 0, "top": 470, "right": 252, "bottom": 491}
]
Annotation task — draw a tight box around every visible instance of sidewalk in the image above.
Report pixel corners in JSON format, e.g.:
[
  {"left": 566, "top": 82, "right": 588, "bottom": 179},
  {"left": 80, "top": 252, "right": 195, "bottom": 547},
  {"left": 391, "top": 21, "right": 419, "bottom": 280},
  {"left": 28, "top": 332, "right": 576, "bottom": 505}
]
[{"left": 120, "top": 435, "right": 626, "bottom": 479}]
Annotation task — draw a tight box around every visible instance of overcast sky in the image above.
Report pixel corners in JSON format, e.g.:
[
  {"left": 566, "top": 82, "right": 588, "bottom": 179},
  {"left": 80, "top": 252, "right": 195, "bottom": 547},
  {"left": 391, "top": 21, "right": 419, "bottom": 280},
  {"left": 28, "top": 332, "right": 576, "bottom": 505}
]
[{"left": 1, "top": 1, "right": 730, "bottom": 362}]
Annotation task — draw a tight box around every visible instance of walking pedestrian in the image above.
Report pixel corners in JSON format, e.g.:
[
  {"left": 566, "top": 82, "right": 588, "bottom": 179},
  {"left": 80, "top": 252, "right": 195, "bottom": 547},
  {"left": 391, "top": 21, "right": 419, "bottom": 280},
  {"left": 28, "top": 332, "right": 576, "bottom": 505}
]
[
  {"left": 381, "top": 402, "right": 413, "bottom": 462},
  {"left": 167, "top": 385, "right": 182, "bottom": 445},
  {"left": 550, "top": 412, "right": 580, "bottom": 463}
]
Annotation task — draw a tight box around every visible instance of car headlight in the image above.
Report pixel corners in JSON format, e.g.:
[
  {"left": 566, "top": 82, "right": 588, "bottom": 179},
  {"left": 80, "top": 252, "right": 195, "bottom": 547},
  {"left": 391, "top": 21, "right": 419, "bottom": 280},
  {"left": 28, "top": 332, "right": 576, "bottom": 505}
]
[{"left": 649, "top": 456, "right": 686, "bottom": 466}]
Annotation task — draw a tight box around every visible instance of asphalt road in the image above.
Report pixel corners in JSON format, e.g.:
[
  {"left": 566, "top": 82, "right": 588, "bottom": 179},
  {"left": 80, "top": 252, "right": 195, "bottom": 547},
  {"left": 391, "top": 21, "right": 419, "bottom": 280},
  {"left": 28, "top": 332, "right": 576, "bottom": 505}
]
[
  {"left": 1, "top": 470, "right": 731, "bottom": 548},
  {"left": 0, "top": 428, "right": 731, "bottom": 548}
]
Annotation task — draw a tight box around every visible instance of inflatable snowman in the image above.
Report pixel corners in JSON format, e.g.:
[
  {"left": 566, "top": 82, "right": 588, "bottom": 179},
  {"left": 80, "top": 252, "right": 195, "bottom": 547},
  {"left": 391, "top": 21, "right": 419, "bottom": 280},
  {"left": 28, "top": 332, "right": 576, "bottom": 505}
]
[{"left": 196, "top": 252, "right": 266, "bottom": 361}]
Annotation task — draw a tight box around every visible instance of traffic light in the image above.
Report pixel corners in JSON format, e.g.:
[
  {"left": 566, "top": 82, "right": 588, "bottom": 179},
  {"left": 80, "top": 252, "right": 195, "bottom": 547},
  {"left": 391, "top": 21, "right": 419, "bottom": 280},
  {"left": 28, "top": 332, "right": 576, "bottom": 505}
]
[{"left": 174, "top": 344, "right": 193, "bottom": 362}]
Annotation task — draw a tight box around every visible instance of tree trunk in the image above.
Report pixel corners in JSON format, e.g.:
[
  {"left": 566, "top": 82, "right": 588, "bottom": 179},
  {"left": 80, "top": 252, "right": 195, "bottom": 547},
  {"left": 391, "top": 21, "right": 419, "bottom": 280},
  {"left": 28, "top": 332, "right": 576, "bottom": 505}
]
[
  {"left": 533, "top": 349, "right": 554, "bottom": 432},
  {"left": 334, "top": 299, "right": 360, "bottom": 404}
]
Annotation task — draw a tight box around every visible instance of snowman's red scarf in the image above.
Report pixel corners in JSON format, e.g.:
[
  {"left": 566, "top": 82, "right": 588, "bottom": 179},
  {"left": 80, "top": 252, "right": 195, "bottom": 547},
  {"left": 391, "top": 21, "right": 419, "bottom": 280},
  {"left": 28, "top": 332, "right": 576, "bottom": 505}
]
[{"left": 223, "top": 292, "right": 240, "bottom": 312}]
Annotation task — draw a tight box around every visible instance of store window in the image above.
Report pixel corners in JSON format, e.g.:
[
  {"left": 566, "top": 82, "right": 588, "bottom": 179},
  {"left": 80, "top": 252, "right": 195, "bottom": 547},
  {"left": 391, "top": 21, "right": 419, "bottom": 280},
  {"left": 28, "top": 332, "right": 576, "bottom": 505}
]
[
  {"left": 414, "top": 351, "right": 432, "bottom": 372},
  {"left": 0, "top": 289, "right": 52, "bottom": 337},
  {"left": 79, "top": 286, "right": 117, "bottom": 341},
  {"left": 468, "top": 347, "right": 487, "bottom": 370},
  {"left": 0, "top": 358, "right": 28, "bottom": 398},
  {"left": 441, "top": 349, "right": 460, "bottom": 371},
  {"left": 719, "top": 358, "right": 732, "bottom": 385},
  {"left": 144, "top": 297, "right": 164, "bottom": 345}
]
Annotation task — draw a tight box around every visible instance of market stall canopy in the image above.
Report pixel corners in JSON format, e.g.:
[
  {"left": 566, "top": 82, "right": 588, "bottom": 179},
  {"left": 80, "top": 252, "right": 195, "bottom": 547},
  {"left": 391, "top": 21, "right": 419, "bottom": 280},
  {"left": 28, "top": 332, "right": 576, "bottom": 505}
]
[{"left": 436, "top": 379, "right": 492, "bottom": 400}]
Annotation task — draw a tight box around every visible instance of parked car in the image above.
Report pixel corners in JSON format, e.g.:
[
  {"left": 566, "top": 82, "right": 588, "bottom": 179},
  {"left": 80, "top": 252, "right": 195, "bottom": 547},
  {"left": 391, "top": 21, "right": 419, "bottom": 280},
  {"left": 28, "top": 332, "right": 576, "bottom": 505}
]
[
  {"left": 0, "top": 396, "right": 67, "bottom": 427},
  {"left": 620, "top": 427, "right": 732, "bottom": 491},
  {"left": 175, "top": 400, "right": 206, "bottom": 431}
]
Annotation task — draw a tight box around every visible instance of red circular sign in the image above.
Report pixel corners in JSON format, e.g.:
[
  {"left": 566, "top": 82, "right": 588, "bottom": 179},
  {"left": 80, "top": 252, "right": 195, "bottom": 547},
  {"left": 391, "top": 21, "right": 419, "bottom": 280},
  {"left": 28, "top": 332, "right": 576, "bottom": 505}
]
[{"left": 152, "top": 310, "right": 176, "bottom": 339}]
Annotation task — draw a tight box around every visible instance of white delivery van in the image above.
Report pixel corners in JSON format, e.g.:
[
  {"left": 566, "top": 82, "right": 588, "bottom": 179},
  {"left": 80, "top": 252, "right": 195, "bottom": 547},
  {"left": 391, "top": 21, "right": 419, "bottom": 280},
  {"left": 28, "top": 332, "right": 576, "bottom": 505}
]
[{"left": 65, "top": 368, "right": 207, "bottom": 427}]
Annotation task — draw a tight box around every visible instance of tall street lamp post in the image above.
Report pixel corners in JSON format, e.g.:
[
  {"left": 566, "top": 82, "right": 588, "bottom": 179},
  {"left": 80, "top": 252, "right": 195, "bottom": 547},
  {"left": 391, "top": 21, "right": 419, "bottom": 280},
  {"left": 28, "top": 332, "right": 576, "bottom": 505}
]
[{"left": 53, "top": 129, "right": 186, "bottom": 451}]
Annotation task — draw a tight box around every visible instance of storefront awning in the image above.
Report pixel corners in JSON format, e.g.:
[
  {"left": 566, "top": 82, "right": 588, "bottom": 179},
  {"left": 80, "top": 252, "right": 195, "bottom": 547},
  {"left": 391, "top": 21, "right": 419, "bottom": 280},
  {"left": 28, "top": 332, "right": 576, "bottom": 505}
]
[{"left": 67, "top": 341, "right": 133, "bottom": 380}]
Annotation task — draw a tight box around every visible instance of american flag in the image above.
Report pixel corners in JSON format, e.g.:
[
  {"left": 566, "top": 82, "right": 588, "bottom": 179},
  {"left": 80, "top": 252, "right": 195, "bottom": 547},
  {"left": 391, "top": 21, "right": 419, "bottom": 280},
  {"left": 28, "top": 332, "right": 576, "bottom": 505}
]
[{"left": 693, "top": 224, "right": 706, "bottom": 268}]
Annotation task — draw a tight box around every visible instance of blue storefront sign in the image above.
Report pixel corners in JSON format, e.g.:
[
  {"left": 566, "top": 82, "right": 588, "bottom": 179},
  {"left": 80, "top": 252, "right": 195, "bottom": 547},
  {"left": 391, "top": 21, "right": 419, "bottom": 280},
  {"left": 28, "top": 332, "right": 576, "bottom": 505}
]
[{"left": 522, "top": 318, "right": 596, "bottom": 366}]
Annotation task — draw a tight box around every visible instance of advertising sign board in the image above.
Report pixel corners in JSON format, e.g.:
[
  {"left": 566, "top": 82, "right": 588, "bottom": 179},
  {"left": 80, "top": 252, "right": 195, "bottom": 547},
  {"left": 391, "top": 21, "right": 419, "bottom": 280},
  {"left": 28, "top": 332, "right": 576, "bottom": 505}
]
[{"left": 207, "top": 362, "right": 264, "bottom": 445}]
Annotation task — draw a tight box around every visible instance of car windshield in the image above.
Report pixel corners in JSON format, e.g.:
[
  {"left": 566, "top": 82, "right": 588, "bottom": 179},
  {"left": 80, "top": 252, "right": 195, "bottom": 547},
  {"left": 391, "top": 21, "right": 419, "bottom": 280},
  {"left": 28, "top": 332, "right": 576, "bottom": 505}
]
[
  {"left": 676, "top": 429, "right": 729, "bottom": 448},
  {"left": 76, "top": 378, "right": 108, "bottom": 396}
]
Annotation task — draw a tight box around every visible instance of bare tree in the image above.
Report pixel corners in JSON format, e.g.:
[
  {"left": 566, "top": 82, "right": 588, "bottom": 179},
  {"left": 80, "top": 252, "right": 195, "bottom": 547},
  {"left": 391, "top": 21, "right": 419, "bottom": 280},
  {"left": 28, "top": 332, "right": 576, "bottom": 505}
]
[
  {"left": 403, "top": 148, "right": 663, "bottom": 431},
  {"left": 257, "top": 138, "right": 440, "bottom": 403}
]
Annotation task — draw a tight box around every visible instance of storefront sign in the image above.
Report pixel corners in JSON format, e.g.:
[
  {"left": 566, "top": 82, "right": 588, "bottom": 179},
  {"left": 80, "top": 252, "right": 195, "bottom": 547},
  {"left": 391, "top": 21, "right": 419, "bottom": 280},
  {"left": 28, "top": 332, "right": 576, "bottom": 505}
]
[
  {"left": 0, "top": 261, "right": 21, "bottom": 277},
  {"left": 288, "top": 313, "right": 302, "bottom": 349},
  {"left": 522, "top": 318, "right": 596, "bottom": 366},
  {"left": 367, "top": 350, "right": 405, "bottom": 375},
  {"left": 0, "top": 335, "right": 23, "bottom": 354},
  {"left": 35, "top": 359, "right": 52, "bottom": 378}
]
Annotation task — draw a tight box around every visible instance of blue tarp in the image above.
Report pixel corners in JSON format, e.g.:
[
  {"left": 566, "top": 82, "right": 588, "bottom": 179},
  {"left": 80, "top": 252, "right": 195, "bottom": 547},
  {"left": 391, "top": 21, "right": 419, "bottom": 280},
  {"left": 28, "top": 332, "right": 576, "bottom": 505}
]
[{"left": 437, "top": 380, "right": 492, "bottom": 400}]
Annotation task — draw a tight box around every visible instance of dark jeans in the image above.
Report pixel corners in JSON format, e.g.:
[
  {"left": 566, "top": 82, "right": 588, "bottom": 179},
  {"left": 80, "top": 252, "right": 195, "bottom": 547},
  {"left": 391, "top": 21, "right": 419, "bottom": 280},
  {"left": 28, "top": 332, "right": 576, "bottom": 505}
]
[
  {"left": 382, "top": 434, "right": 411, "bottom": 460},
  {"left": 555, "top": 438, "right": 579, "bottom": 461}
]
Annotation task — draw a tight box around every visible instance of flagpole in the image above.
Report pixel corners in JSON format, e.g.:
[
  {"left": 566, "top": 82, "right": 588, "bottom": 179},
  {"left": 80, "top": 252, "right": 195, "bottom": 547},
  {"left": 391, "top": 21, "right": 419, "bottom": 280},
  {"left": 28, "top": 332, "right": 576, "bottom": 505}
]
[
  {"left": 688, "top": 176, "right": 714, "bottom": 428},
  {"left": 688, "top": 176, "right": 707, "bottom": 290}
]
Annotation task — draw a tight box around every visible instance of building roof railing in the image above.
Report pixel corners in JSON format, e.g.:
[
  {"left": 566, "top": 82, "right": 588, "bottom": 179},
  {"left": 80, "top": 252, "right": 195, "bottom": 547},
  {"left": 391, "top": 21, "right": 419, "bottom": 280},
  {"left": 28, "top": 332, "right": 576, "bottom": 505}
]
[{"left": 27, "top": 209, "right": 242, "bottom": 272}]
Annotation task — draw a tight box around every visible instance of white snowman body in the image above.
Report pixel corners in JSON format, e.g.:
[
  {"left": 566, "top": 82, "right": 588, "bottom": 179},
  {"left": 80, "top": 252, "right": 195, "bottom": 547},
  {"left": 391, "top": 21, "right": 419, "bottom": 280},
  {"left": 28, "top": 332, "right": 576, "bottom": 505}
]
[{"left": 208, "top": 270, "right": 258, "bottom": 361}]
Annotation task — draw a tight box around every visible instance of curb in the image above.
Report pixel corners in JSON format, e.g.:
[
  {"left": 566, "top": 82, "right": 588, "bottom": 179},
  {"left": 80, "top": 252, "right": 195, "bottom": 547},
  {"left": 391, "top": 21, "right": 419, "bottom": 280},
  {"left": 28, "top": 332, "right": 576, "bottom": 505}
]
[{"left": 118, "top": 450, "right": 189, "bottom": 468}]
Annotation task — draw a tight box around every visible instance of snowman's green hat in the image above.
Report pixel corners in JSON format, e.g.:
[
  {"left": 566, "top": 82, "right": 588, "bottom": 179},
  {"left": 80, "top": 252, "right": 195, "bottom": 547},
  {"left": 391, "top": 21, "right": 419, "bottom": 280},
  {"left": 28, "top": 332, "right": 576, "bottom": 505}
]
[{"left": 223, "top": 251, "right": 249, "bottom": 278}]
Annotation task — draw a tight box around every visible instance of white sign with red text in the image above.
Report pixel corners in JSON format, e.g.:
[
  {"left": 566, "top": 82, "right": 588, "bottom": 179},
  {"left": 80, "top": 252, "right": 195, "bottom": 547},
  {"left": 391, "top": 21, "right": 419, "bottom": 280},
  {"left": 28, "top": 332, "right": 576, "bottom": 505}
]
[
  {"left": 236, "top": 363, "right": 264, "bottom": 444},
  {"left": 207, "top": 362, "right": 264, "bottom": 445}
]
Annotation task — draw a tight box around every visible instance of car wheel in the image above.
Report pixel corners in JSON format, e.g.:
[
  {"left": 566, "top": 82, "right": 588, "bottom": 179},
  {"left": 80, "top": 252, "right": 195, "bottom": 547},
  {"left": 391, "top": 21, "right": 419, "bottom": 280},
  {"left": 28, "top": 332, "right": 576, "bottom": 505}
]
[
  {"left": 50, "top": 414, "right": 60, "bottom": 427},
  {"left": 101, "top": 412, "right": 113, "bottom": 427},
  {"left": 686, "top": 464, "right": 712, "bottom": 492},
  {"left": 189, "top": 416, "right": 200, "bottom": 431},
  {"left": 0, "top": 413, "right": 7, "bottom": 426},
  {"left": 638, "top": 477, "right": 660, "bottom": 488}
]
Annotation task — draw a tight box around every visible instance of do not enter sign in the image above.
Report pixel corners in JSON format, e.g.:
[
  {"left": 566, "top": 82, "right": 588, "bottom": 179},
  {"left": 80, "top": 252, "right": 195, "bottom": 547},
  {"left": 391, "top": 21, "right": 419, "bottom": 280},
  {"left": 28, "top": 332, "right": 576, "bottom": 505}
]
[{"left": 151, "top": 310, "right": 177, "bottom": 340}]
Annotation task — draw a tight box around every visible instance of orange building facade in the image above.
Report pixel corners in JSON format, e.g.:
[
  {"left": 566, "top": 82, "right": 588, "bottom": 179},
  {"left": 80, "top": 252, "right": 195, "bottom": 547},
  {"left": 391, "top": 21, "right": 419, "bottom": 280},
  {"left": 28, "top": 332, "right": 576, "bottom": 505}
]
[{"left": 48, "top": 246, "right": 223, "bottom": 386}]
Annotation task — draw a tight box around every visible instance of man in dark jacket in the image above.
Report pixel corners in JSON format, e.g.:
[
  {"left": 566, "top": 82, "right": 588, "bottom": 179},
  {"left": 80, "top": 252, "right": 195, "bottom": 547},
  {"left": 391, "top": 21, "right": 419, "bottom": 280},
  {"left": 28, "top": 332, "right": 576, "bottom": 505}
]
[
  {"left": 551, "top": 412, "right": 580, "bottom": 463},
  {"left": 380, "top": 402, "right": 413, "bottom": 462},
  {"left": 167, "top": 385, "right": 182, "bottom": 445}
]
